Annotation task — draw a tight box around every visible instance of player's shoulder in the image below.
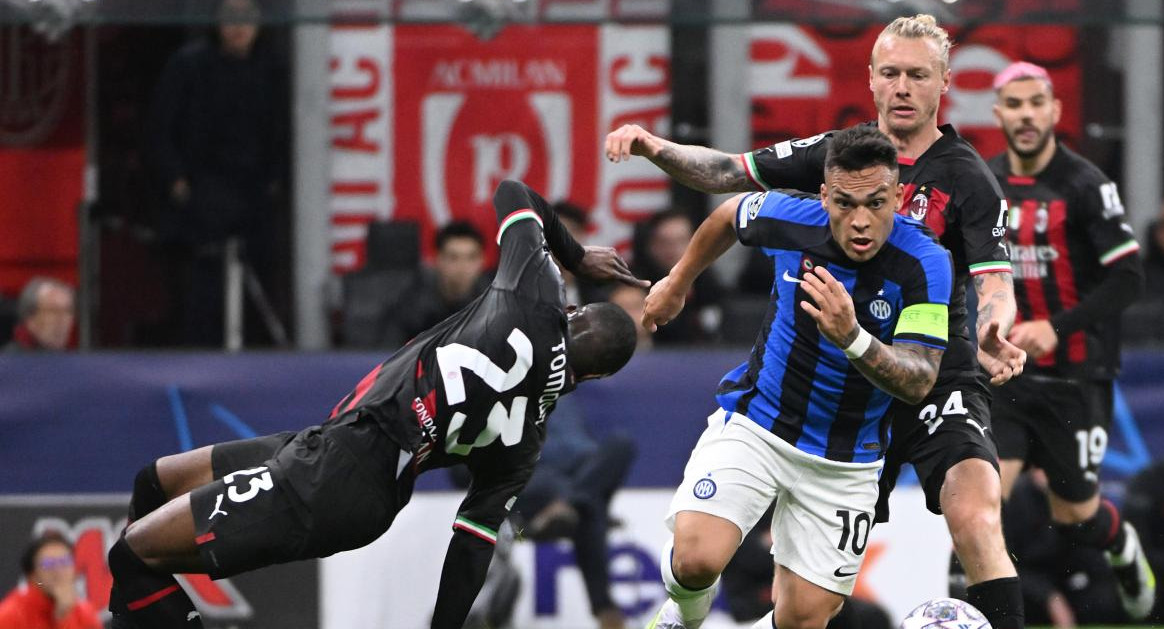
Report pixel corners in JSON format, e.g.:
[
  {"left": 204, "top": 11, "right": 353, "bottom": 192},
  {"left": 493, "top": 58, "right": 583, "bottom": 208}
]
[
  {"left": 1051, "top": 143, "right": 1112, "bottom": 188},
  {"left": 751, "top": 129, "right": 838, "bottom": 159},
  {"left": 888, "top": 215, "right": 949, "bottom": 267},
  {"left": 739, "top": 189, "right": 826, "bottom": 226}
]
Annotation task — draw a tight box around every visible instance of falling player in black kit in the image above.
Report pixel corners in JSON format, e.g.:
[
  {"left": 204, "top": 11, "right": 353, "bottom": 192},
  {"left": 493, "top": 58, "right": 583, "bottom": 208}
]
[
  {"left": 988, "top": 61, "right": 1156, "bottom": 620},
  {"left": 605, "top": 14, "right": 1029, "bottom": 629},
  {"left": 105, "top": 180, "right": 645, "bottom": 629}
]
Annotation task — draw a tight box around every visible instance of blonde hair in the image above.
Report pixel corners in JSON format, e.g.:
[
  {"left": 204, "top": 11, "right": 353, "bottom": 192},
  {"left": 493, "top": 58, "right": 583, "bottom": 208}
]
[{"left": 873, "top": 14, "right": 953, "bottom": 69}]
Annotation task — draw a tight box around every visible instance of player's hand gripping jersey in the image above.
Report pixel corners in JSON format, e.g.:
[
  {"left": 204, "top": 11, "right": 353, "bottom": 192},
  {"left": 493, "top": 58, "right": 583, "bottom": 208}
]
[
  {"left": 743, "top": 124, "right": 1010, "bottom": 387},
  {"left": 716, "top": 190, "right": 953, "bottom": 463}
]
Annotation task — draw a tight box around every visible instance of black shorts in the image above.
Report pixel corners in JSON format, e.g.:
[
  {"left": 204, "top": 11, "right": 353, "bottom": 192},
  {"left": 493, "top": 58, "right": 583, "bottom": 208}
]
[
  {"left": 190, "top": 413, "right": 414, "bottom": 579},
  {"left": 992, "top": 374, "right": 1112, "bottom": 502},
  {"left": 875, "top": 381, "right": 999, "bottom": 523}
]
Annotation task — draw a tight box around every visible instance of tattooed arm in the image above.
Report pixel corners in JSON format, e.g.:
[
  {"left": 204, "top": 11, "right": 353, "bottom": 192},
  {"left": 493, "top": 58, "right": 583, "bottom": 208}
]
[
  {"left": 974, "top": 271, "right": 1017, "bottom": 338},
  {"left": 604, "top": 124, "right": 753, "bottom": 193},
  {"left": 848, "top": 337, "right": 943, "bottom": 406},
  {"left": 800, "top": 266, "right": 943, "bottom": 405},
  {"left": 973, "top": 272, "right": 1026, "bottom": 385}
]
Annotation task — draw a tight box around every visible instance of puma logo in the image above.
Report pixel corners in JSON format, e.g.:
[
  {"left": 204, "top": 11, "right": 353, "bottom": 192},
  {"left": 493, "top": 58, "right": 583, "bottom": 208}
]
[{"left": 209, "top": 494, "right": 228, "bottom": 520}]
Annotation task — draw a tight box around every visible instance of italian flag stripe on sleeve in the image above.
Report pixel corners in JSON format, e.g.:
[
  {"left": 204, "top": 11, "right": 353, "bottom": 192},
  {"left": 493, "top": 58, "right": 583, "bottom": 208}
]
[
  {"left": 1100, "top": 239, "right": 1140, "bottom": 265},
  {"left": 453, "top": 516, "right": 498, "bottom": 544},
  {"left": 496, "top": 209, "right": 543, "bottom": 244},
  {"left": 741, "top": 153, "right": 771, "bottom": 191},
  {"left": 969, "top": 261, "right": 1013, "bottom": 275}
]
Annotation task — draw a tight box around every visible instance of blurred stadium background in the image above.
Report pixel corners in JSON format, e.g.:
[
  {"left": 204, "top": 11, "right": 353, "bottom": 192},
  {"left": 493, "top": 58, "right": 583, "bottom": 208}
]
[{"left": 1, "top": 0, "right": 1163, "bottom": 627}]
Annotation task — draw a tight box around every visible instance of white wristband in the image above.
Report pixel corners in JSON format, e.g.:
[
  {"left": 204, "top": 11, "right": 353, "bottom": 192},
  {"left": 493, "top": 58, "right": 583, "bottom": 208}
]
[{"left": 842, "top": 327, "right": 873, "bottom": 360}]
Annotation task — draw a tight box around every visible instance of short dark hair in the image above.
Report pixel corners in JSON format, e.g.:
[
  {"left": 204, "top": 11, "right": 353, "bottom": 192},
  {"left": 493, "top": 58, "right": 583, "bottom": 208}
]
[
  {"left": 20, "top": 531, "right": 72, "bottom": 576},
  {"left": 823, "top": 125, "right": 898, "bottom": 177},
  {"left": 568, "top": 302, "right": 637, "bottom": 379},
  {"left": 435, "top": 221, "right": 484, "bottom": 252}
]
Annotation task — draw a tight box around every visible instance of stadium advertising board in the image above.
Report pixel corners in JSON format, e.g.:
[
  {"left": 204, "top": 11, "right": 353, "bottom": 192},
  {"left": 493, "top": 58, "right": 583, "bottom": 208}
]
[{"left": 0, "top": 496, "right": 318, "bottom": 628}]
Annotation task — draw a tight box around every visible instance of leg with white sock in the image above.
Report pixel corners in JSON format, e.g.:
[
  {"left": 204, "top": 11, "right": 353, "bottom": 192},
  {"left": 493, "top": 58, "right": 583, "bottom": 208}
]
[{"left": 648, "top": 511, "right": 739, "bottom": 629}]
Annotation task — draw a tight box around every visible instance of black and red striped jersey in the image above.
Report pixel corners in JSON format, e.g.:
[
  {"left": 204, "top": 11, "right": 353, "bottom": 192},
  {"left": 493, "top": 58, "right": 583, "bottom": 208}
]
[
  {"left": 329, "top": 184, "right": 576, "bottom": 546},
  {"left": 743, "top": 123, "right": 1011, "bottom": 388},
  {"left": 989, "top": 145, "right": 1142, "bottom": 379}
]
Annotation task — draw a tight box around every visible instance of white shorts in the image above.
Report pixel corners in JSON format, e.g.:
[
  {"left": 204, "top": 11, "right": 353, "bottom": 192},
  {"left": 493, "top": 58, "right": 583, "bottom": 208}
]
[{"left": 665, "top": 409, "right": 883, "bottom": 595}]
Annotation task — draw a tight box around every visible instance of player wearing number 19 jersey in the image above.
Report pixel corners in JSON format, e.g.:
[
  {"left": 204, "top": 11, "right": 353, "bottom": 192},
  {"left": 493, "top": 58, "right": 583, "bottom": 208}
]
[
  {"left": 988, "top": 61, "right": 1155, "bottom": 620},
  {"left": 105, "top": 180, "right": 640, "bottom": 629}
]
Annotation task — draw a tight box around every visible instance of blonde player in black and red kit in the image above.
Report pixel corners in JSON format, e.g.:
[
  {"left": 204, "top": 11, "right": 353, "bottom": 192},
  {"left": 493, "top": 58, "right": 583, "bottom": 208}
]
[
  {"left": 606, "top": 14, "right": 1029, "bottom": 629},
  {"left": 989, "top": 61, "right": 1156, "bottom": 620},
  {"left": 105, "top": 180, "right": 646, "bottom": 629}
]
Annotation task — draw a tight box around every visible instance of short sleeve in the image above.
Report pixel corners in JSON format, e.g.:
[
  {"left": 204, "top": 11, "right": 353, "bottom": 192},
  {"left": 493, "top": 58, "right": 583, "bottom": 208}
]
[
  {"left": 957, "top": 169, "right": 1014, "bottom": 277},
  {"left": 893, "top": 246, "right": 954, "bottom": 350},
  {"left": 744, "top": 131, "right": 834, "bottom": 192},
  {"left": 734, "top": 191, "right": 827, "bottom": 249},
  {"left": 1078, "top": 180, "right": 1141, "bottom": 266}
]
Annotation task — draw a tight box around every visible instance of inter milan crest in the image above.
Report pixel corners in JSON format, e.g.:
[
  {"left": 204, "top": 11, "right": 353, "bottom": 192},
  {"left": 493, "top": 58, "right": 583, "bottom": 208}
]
[
  {"left": 693, "top": 477, "right": 717, "bottom": 499},
  {"left": 869, "top": 298, "right": 892, "bottom": 321}
]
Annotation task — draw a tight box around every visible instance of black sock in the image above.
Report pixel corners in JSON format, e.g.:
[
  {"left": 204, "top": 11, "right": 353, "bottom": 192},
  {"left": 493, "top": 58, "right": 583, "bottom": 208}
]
[
  {"left": 108, "top": 538, "right": 203, "bottom": 627},
  {"left": 1052, "top": 498, "right": 1127, "bottom": 553},
  {"left": 966, "top": 577, "right": 1024, "bottom": 629},
  {"left": 129, "top": 462, "right": 169, "bottom": 522}
]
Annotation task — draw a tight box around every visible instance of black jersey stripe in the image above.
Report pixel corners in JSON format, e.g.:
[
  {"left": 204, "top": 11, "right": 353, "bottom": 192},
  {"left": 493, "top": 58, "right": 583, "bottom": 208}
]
[
  {"left": 774, "top": 276, "right": 822, "bottom": 446},
  {"left": 825, "top": 271, "right": 883, "bottom": 462}
]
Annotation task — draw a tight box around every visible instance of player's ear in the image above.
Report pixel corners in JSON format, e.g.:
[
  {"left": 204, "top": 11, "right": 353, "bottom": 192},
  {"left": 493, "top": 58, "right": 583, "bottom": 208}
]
[
  {"left": 1052, "top": 97, "right": 1062, "bottom": 126},
  {"left": 893, "top": 183, "right": 904, "bottom": 213}
]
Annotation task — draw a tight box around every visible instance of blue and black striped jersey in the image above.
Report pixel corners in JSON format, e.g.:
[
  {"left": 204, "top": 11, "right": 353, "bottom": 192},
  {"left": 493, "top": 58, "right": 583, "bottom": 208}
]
[{"left": 717, "top": 191, "right": 954, "bottom": 463}]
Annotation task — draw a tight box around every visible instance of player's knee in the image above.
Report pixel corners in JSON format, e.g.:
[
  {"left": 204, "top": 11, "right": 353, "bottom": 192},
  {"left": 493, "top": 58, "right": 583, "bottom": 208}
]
[
  {"left": 130, "top": 462, "right": 167, "bottom": 521},
  {"left": 669, "top": 548, "right": 722, "bottom": 589},
  {"left": 946, "top": 504, "right": 1002, "bottom": 552}
]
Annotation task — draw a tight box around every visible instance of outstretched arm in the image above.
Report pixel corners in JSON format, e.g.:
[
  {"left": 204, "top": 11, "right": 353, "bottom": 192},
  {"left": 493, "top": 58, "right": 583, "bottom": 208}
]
[
  {"left": 492, "top": 180, "right": 646, "bottom": 288},
  {"left": 641, "top": 195, "right": 743, "bottom": 332},
  {"left": 800, "top": 266, "right": 943, "bottom": 405},
  {"left": 605, "top": 124, "right": 753, "bottom": 194},
  {"left": 430, "top": 530, "right": 495, "bottom": 629}
]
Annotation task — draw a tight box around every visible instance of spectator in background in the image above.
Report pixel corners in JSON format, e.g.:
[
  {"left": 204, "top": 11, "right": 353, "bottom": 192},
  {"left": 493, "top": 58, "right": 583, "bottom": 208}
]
[
  {"left": 553, "top": 200, "right": 607, "bottom": 306},
  {"left": 632, "top": 209, "right": 723, "bottom": 345},
  {"left": 4, "top": 278, "right": 74, "bottom": 353},
  {"left": 607, "top": 283, "right": 652, "bottom": 350},
  {"left": 0, "top": 531, "right": 101, "bottom": 629},
  {"left": 511, "top": 395, "right": 637, "bottom": 629},
  {"left": 1124, "top": 459, "right": 1164, "bottom": 624},
  {"left": 148, "top": 0, "right": 286, "bottom": 347},
  {"left": 398, "top": 221, "right": 491, "bottom": 341}
]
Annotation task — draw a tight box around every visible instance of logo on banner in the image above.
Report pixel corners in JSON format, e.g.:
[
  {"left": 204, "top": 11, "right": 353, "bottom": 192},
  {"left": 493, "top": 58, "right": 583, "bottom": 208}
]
[
  {"left": 421, "top": 90, "right": 573, "bottom": 227},
  {"left": 31, "top": 517, "right": 253, "bottom": 621},
  {"left": 0, "top": 27, "right": 72, "bottom": 145}
]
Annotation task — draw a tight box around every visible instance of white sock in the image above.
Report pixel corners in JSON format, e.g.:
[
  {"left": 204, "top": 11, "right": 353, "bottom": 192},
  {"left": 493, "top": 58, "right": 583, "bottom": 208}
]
[{"left": 660, "top": 538, "right": 720, "bottom": 629}]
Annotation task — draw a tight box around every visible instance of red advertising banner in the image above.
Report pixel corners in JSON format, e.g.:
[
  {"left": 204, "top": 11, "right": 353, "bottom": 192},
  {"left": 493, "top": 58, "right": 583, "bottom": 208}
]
[
  {"left": 393, "top": 24, "right": 599, "bottom": 266},
  {"left": 0, "top": 27, "right": 86, "bottom": 295},
  {"left": 750, "top": 25, "right": 1081, "bottom": 163}
]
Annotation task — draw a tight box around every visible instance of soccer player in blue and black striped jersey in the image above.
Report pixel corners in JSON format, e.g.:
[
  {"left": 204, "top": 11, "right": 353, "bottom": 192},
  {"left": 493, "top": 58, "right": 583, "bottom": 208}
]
[{"left": 643, "top": 125, "right": 953, "bottom": 629}]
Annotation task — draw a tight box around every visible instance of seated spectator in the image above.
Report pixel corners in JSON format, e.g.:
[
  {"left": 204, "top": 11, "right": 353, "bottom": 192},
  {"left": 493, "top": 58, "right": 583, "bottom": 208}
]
[
  {"left": 632, "top": 209, "right": 723, "bottom": 345},
  {"left": 0, "top": 531, "right": 101, "bottom": 629},
  {"left": 398, "top": 221, "right": 491, "bottom": 341},
  {"left": 511, "top": 396, "right": 637, "bottom": 629},
  {"left": 1124, "top": 459, "right": 1164, "bottom": 624},
  {"left": 607, "top": 283, "right": 652, "bottom": 350},
  {"left": 4, "top": 277, "right": 75, "bottom": 353},
  {"left": 552, "top": 200, "right": 607, "bottom": 306},
  {"left": 1004, "top": 470, "right": 1131, "bottom": 627}
]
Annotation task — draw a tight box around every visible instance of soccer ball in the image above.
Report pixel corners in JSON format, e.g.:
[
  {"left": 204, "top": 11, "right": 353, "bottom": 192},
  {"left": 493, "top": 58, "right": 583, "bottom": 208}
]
[{"left": 899, "top": 598, "right": 991, "bottom": 629}]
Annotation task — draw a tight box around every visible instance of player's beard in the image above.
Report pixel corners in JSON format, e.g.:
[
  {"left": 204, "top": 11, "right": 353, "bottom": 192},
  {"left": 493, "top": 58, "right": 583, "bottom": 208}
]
[{"left": 1006, "top": 125, "right": 1054, "bottom": 160}]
